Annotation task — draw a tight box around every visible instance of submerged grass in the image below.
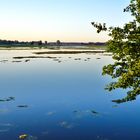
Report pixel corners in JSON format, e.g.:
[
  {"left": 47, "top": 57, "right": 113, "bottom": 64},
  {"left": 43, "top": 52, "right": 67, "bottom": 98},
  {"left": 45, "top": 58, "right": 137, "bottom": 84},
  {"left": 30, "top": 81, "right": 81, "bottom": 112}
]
[
  {"left": 13, "top": 56, "right": 57, "bottom": 59},
  {"left": 33, "top": 50, "right": 106, "bottom": 55}
]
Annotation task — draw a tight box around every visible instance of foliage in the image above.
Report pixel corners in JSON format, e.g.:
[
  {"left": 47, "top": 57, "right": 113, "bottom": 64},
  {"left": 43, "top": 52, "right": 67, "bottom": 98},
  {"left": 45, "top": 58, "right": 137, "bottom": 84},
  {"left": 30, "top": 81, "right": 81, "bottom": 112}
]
[{"left": 92, "top": 0, "right": 140, "bottom": 103}]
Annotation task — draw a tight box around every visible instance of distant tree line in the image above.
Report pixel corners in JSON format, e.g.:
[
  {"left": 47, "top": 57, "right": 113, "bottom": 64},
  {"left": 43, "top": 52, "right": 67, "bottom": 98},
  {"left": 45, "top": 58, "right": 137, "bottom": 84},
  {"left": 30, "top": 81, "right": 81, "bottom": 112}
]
[
  {"left": 0, "top": 39, "right": 48, "bottom": 47},
  {"left": 0, "top": 39, "right": 106, "bottom": 47}
]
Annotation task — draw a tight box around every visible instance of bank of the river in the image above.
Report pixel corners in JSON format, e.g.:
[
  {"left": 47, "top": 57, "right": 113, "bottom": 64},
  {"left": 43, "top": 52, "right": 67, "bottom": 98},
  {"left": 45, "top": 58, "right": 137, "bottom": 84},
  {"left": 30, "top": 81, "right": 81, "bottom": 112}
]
[{"left": 0, "top": 45, "right": 107, "bottom": 50}]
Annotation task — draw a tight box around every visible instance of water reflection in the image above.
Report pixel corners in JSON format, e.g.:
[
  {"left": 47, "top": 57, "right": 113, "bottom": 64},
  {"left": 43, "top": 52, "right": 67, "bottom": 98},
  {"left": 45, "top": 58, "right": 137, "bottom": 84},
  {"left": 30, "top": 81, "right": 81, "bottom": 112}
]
[
  {"left": 59, "top": 121, "right": 75, "bottom": 129},
  {"left": 0, "top": 50, "right": 140, "bottom": 140}
]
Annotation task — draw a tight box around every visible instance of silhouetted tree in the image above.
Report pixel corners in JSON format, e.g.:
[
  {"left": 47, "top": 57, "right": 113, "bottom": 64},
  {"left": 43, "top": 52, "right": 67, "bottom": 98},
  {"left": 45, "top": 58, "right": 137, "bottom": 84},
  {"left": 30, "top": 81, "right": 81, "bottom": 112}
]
[
  {"left": 45, "top": 41, "right": 48, "bottom": 45},
  {"left": 38, "top": 40, "right": 43, "bottom": 46},
  {"left": 56, "top": 40, "right": 61, "bottom": 49}
]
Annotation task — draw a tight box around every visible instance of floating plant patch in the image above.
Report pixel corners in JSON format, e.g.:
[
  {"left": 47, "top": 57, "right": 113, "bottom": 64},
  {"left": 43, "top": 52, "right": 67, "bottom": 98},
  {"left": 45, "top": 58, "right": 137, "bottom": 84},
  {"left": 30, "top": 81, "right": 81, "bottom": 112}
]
[
  {"left": 91, "top": 110, "right": 99, "bottom": 114},
  {"left": 13, "top": 56, "right": 57, "bottom": 59},
  {"left": 0, "top": 97, "right": 15, "bottom": 102},
  {"left": 17, "top": 105, "right": 28, "bottom": 108},
  {"left": 12, "top": 60, "right": 22, "bottom": 63},
  {"left": 25, "top": 59, "right": 30, "bottom": 62},
  {"left": 19, "top": 134, "right": 37, "bottom": 140},
  {"left": 90, "top": 110, "right": 101, "bottom": 117},
  {"left": 0, "top": 60, "right": 8, "bottom": 63}
]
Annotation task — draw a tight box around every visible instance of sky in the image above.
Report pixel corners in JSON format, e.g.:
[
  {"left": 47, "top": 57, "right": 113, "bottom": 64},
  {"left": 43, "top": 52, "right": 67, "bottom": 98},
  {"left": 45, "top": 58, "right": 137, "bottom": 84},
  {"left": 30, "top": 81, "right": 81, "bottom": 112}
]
[{"left": 0, "top": 0, "right": 132, "bottom": 42}]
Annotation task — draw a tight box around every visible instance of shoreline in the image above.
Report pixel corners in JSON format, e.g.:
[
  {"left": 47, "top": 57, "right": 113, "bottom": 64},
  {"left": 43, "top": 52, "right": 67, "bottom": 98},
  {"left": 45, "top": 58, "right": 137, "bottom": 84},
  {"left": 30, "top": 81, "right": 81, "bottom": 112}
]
[
  {"left": 0, "top": 45, "right": 106, "bottom": 51},
  {"left": 0, "top": 47, "right": 107, "bottom": 54}
]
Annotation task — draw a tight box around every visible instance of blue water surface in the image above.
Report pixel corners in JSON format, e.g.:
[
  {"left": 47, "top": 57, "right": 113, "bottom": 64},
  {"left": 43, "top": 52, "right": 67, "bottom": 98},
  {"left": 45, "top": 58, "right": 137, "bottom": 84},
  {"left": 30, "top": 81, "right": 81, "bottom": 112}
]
[{"left": 0, "top": 50, "right": 140, "bottom": 140}]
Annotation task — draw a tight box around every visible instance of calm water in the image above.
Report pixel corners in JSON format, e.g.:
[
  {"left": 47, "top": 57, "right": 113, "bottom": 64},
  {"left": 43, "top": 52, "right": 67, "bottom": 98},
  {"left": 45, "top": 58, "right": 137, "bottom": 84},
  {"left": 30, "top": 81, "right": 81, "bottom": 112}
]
[{"left": 0, "top": 50, "right": 140, "bottom": 140}]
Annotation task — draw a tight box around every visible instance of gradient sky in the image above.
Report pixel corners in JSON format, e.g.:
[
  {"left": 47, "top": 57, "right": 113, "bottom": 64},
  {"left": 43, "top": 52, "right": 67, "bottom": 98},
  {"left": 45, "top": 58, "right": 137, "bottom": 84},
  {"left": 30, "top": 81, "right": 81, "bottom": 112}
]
[{"left": 0, "top": 0, "right": 132, "bottom": 42}]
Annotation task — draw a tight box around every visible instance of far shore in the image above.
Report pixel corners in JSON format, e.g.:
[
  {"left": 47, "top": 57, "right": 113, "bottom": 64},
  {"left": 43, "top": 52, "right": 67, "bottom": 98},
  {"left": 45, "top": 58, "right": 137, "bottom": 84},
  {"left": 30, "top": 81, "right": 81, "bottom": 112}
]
[
  {"left": 0, "top": 44, "right": 107, "bottom": 51},
  {"left": 0, "top": 46, "right": 112, "bottom": 56},
  {"left": 0, "top": 46, "right": 111, "bottom": 56}
]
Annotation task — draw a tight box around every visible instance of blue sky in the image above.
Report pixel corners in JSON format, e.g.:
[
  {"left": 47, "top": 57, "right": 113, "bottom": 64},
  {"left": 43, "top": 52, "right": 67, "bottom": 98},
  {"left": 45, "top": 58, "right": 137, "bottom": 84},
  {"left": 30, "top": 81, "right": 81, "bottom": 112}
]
[{"left": 0, "top": 0, "right": 131, "bottom": 42}]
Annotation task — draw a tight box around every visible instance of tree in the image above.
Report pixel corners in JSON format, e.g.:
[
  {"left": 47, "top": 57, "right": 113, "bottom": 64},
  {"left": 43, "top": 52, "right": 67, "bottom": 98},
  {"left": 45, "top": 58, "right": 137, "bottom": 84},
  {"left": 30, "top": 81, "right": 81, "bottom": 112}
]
[
  {"left": 56, "top": 40, "right": 61, "bottom": 45},
  {"left": 92, "top": 0, "right": 140, "bottom": 103},
  {"left": 45, "top": 41, "right": 48, "bottom": 45},
  {"left": 38, "top": 40, "right": 43, "bottom": 46},
  {"left": 56, "top": 40, "right": 61, "bottom": 49}
]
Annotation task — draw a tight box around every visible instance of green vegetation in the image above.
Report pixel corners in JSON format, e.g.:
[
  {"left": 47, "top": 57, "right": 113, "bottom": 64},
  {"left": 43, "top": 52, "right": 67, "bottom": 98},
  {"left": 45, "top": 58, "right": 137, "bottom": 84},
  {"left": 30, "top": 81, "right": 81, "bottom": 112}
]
[
  {"left": 0, "top": 97, "right": 15, "bottom": 102},
  {"left": 87, "top": 45, "right": 107, "bottom": 50},
  {"left": 0, "top": 40, "right": 48, "bottom": 49},
  {"left": 0, "top": 39, "right": 106, "bottom": 50},
  {"left": 92, "top": 0, "right": 140, "bottom": 103}
]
